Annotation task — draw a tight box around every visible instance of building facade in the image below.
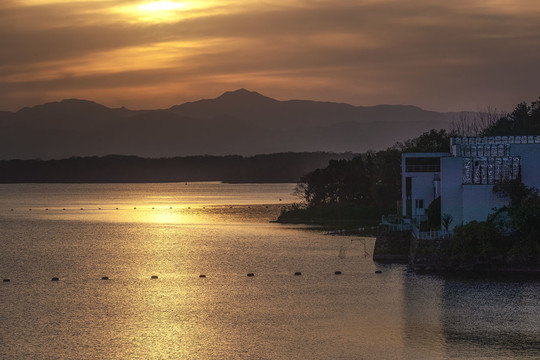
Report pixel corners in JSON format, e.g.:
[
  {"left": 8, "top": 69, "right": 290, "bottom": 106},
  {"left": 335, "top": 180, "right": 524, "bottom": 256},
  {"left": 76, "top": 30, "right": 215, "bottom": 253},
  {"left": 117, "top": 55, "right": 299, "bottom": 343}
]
[{"left": 402, "top": 136, "right": 540, "bottom": 231}]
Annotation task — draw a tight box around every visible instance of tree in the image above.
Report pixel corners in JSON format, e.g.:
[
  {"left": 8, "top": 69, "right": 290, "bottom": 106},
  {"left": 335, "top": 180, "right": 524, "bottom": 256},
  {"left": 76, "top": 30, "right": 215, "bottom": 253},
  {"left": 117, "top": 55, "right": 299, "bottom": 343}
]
[
  {"left": 451, "top": 107, "right": 502, "bottom": 137},
  {"left": 482, "top": 98, "right": 540, "bottom": 135},
  {"left": 399, "top": 129, "right": 451, "bottom": 153},
  {"left": 441, "top": 213, "right": 453, "bottom": 231},
  {"left": 491, "top": 180, "right": 540, "bottom": 255},
  {"left": 450, "top": 221, "right": 504, "bottom": 263}
]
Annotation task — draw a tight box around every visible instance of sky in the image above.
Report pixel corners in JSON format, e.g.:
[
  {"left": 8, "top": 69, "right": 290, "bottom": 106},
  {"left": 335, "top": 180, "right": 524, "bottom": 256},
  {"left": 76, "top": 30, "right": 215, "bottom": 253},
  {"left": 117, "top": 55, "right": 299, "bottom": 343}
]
[{"left": 1, "top": 0, "right": 539, "bottom": 112}]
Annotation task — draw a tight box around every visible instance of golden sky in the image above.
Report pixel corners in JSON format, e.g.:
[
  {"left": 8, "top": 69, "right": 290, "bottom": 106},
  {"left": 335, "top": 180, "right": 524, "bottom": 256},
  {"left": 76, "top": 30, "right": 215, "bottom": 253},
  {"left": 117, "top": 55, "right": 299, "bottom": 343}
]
[{"left": 1, "top": 0, "right": 539, "bottom": 111}]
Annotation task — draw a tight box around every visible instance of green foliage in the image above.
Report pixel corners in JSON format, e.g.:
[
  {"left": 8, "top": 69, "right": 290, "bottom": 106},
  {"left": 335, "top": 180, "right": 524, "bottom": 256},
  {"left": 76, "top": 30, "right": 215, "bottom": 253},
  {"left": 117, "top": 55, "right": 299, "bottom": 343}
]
[
  {"left": 493, "top": 179, "right": 538, "bottom": 208},
  {"left": 482, "top": 98, "right": 540, "bottom": 135},
  {"left": 452, "top": 180, "right": 540, "bottom": 265},
  {"left": 399, "top": 129, "right": 451, "bottom": 153},
  {"left": 450, "top": 221, "right": 506, "bottom": 262},
  {"left": 491, "top": 180, "right": 540, "bottom": 255}
]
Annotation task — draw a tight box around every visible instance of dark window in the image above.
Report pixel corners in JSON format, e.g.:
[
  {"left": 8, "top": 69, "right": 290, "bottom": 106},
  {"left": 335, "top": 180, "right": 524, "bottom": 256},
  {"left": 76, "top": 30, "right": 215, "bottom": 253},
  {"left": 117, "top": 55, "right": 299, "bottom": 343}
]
[
  {"left": 415, "top": 199, "right": 424, "bottom": 209},
  {"left": 406, "top": 177, "right": 412, "bottom": 217},
  {"left": 405, "top": 157, "right": 440, "bottom": 172}
]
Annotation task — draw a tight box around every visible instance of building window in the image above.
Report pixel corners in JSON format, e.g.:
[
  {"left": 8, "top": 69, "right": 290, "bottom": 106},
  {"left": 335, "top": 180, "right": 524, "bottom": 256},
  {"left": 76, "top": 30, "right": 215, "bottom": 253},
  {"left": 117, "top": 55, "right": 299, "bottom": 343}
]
[
  {"left": 405, "top": 157, "right": 440, "bottom": 172},
  {"left": 415, "top": 199, "right": 424, "bottom": 209},
  {"left": 406, "top": 177, "right": 412, "bottom": 217}
]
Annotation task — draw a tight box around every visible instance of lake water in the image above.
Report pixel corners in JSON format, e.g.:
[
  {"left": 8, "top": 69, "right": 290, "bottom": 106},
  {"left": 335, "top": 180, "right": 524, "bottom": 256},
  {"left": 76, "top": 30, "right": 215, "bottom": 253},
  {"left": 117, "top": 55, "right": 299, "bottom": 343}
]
[{"left": 0, "top": 183, "right": 538, "bottom": 359}]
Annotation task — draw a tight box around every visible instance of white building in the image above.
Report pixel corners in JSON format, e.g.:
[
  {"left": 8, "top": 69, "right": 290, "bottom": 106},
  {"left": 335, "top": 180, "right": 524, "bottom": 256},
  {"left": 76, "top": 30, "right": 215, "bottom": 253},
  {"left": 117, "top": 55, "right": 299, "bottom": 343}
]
[{"left": 402, "top": 136, "right": 540, "bottom": 232}]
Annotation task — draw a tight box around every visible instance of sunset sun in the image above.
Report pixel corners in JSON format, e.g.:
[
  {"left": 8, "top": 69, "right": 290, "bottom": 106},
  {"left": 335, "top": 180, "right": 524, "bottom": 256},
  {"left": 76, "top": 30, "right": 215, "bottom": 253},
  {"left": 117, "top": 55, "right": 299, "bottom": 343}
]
[
  {"left": 138, "top": 1, "right": 187, "bottom": 12},
  {"left": 113, "top": 1, "right": 195, "bottom": 23}
]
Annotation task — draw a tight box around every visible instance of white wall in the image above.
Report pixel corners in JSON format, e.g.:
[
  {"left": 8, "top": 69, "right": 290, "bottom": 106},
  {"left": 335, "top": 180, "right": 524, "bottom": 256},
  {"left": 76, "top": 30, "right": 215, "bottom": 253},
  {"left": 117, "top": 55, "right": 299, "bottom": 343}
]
[
  {"left": 440, "top": 157, "right": 463, "bottom": 230},
  {"left": 511, "top": 144, "right": 540, "bottom": 190},
  {"left": 462, "top": 185, "right": 508, "bottom": 223}
]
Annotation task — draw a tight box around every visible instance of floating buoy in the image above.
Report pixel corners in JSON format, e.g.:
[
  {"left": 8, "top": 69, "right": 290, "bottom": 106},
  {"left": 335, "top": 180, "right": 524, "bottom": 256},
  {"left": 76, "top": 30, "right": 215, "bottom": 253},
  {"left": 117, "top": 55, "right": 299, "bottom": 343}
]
[
  {"left": 2, "top": 279, "right": 10, "bottom": 282},
  {"left": 134, "top": 207, "right": 137, "bottom": 210},
  {"left": 247, "top": 273, "right": 255, "bottom": 277},
  {"left": 46, "top": 208, "right": 49, "bottom": 211},
  {"left": 29, "top": 209, "right": 32, "bottom": 211},
  {"left": 375, "top": 270, "right": 382, "bottom": 274},
  {"left": 51, "top": 277, "right": 59, "bottom": 281},
  {"left": 80, "top": 208, "right": 83, "bottom": 210},
  {"left": 150, "top": 275, "right": 158, "bottom": 279},
  {"left": 63, "top": 208, "right": 66, "bottom": 211},
  {"left": 199, "top": 274, "right": 206, "bottom": 278},
  {"left": 335, "top": 271, "right": 342, "bottom": 275},
  {"left": 116, "top": 208, "right": 119, "bottom": 210},
  {"left": 98, "top": 208, "right": 101, "bottom": 210},
  {"left": 101, "top": 276, "right": 109, "bottom": 280},
  {"left": 294, "top": 272, "right": 302, "bottom": 276}
]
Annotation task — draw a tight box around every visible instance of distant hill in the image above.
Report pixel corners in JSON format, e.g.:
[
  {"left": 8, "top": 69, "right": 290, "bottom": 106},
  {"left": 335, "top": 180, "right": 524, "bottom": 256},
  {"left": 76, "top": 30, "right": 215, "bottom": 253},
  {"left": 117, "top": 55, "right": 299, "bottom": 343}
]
[
  {"left": 0, "top": 152, "right": 359, "bottom": 184},
  {"left": 0, "top": 89, "right": 466, "bottom": 160}
]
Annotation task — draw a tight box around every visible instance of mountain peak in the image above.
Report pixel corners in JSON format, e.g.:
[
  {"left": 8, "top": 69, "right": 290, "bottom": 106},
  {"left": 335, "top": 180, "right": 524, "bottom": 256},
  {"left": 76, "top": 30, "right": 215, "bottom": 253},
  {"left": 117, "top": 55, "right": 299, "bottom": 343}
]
[
  {"left": 18, "top": 98, "right": 110, "bottom": 114},
  {"left": 216, "top": 88, "right": 276, "bottom": 103}
]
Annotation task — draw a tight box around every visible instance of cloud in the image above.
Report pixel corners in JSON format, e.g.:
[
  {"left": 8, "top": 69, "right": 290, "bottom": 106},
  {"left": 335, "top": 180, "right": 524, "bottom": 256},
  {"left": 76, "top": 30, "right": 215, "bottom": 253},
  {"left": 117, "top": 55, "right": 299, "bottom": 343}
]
[{"left": 1, "top": 0, "right": 540, "bottom": 111}]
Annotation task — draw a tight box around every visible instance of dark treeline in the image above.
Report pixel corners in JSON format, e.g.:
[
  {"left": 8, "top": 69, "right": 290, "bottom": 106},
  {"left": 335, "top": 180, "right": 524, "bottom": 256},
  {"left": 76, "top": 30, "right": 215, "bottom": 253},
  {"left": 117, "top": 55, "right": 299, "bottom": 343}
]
[
  {"left": 452, "top": 97, "right": 540, "bottom": 136},
  {"left": 279, "top": 97, "right": 539, "bottom": 227},
  {"left": 0, "top": 152, "right": 358, "bottom": 184}
]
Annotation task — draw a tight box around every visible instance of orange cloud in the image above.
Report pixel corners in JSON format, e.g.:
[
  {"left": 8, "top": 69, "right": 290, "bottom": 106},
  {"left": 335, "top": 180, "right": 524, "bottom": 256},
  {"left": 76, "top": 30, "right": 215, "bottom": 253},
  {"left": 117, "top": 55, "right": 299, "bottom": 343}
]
[{"left": 1, "top": 0, "right": 540, "bottom": 111}]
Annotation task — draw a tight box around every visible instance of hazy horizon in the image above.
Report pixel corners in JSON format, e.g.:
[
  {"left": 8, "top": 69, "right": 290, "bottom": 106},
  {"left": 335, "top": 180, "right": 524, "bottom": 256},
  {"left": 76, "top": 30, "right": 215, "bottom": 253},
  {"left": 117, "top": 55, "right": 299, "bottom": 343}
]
[{"left": 0, "top": 88, "right": 482, "bottom": 113}]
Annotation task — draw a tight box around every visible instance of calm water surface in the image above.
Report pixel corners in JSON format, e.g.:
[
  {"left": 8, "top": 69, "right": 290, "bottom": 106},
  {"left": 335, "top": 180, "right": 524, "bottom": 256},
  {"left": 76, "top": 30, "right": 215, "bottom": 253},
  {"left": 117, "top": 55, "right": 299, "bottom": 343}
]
[{"left": 0, "top": 183, "right": 538, "bottom": 359}]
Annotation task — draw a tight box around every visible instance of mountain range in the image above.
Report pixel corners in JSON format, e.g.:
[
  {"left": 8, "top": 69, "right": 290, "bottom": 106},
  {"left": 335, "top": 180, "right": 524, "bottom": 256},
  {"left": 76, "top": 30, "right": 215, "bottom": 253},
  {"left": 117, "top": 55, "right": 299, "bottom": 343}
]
[{"left": 0, "top": 89, "right": 465, "bottom": 160}]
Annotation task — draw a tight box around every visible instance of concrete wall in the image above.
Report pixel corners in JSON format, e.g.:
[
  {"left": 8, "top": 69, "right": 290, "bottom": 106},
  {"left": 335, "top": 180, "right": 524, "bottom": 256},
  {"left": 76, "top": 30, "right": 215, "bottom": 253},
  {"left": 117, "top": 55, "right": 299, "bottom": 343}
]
[
  {"left": 462, "top": 185, "right": 508, "bottom": 223},
  {"left": 511, "top": 144, "right": 540, "bottom": 190},
  {"left": 440, "top": 157, "right": 463, "bottom": 230},
  {"left": 406, "top": 172, "right": 438, "bottom": 216}
]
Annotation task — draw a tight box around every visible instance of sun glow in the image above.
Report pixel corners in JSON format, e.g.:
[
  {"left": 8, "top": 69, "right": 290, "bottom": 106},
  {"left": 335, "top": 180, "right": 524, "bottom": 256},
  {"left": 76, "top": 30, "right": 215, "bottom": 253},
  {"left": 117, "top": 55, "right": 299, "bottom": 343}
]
[
  {"left": 110, "top": 1, "right": 203, "bottom": 23},
  {"left": 138, "top": 1, "right": 187, "bottom": 12}
]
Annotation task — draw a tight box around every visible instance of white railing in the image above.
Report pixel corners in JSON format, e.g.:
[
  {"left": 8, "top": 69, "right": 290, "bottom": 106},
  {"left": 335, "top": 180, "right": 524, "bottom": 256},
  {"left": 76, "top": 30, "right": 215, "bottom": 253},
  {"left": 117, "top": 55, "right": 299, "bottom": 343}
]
[
  {"left": 385, "top": 223, "right": 412, "bottom": 232},
  {"left": 412, "top": 224, "right": 452, "bottom": 240},
  {"left": 380, "top": 215, "right": 412, "bottom": 232}
]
